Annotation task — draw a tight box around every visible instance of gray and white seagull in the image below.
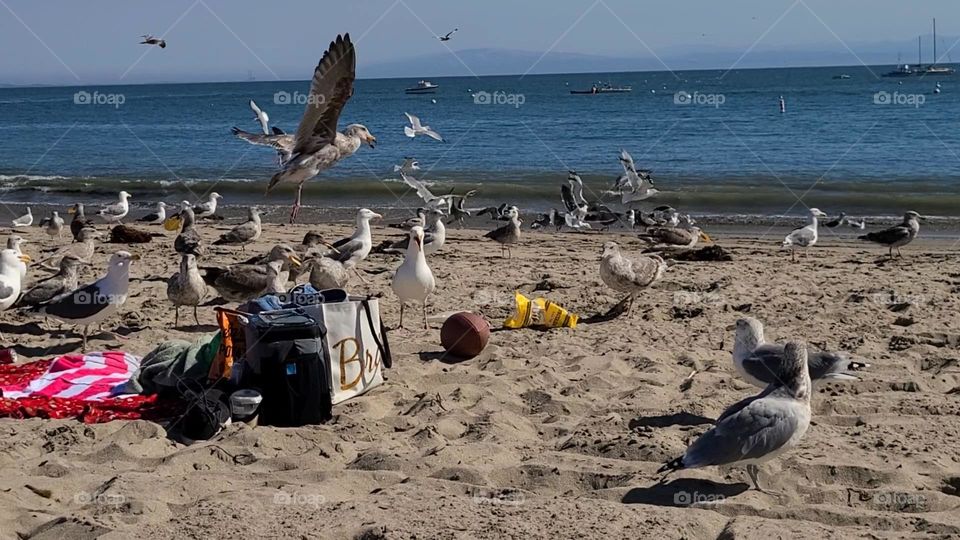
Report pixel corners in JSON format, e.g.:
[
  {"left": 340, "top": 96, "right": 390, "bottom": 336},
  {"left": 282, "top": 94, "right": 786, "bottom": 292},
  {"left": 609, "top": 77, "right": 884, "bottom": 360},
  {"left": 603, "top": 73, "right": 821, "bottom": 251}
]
[
  {"left": 265, "top": 34, "right": 377, "bottom": 223},
  {"left": 858, "top": 211, "right": 921, "bottom": 259}
]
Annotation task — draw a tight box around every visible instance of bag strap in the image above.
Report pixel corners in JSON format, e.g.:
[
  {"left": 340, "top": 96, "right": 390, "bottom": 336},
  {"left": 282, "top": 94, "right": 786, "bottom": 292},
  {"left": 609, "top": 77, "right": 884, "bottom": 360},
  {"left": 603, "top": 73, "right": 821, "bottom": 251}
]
[{"left": 361, "top": 298, "right": 392, "bottom": 369}]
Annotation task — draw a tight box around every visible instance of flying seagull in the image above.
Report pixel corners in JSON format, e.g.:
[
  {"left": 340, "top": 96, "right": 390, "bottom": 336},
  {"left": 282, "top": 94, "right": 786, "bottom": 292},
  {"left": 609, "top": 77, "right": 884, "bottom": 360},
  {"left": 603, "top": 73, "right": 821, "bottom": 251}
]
[
  {"left": 404, "top": 112, "right": 444, "bottom": 142},
  {"left": 140, "top": 35, "right": 166, "bottom": 48},
  {"left": 393, "top": 157, "right": 421, "bottom": 174},
  {"left": 249, "top": 99, "right": 270, "bottom": 135},
  {"left": 265, "top": 34, "right": 376, "bottom": 223},
  {"left": 232, "top": 126, "right": 295, "bottom": 165},
  {"left": 437, "top": 28, "right": 458, "bottom": 41}
]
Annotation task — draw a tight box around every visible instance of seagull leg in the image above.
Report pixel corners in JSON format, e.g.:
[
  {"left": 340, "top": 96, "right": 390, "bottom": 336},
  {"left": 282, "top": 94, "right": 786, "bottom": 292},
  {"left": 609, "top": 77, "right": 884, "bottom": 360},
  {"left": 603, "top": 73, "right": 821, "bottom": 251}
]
[
  {"left": 81, "top": 326, "right": 89, "bottom": 352},
  {"left": 423, "top": 302, "right": 429, "bottom": 330},
  {"left": 193, "top": 305, "right": 200, "bottom": 326},
  {"left": 746, "top": 464, "right": 763, "bottom": 491},
  {"left": 174, "top": 306, "right": 180, "bottom": 328},
  {"left": 353, "top": 268, "right": 370, "bottom": 284},
  {"left": 290, "top": 184, "right": 304, "bottom": 223},
  {"left": 398, "top": 304, "right": 405, "bottom": 330}
]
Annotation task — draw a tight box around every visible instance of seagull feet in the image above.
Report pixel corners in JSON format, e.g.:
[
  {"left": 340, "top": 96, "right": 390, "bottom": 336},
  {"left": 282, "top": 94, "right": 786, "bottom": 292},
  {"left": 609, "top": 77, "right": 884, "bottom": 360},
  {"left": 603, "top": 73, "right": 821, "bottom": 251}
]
[{"left": 289, "top": 204, "right": 301, "bottom": 224}]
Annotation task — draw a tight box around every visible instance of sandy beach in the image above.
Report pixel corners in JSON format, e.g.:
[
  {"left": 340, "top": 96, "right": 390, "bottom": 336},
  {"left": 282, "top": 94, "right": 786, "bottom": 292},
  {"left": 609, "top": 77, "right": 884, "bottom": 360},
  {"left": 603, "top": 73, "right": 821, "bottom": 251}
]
[
  {"left": 0, "top": 212, "right": 960, "bottom": 539},
  {"left": 0, "top": 211, "right": 958, "bottom": 539}
]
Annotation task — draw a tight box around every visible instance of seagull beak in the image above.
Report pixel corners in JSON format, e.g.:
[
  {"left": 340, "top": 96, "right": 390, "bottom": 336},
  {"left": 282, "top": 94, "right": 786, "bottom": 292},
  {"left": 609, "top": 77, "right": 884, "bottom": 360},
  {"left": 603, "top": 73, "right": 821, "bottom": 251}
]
[
  {"left": 67, "top": 207, "right": 76, "bottom": 215},
  {"left": 724, "top": 323, "right": 736, "bottom": 331},
  {"left": 372, "top": 212, "right": 383, "bottom": 220},
  {"left": 366, "top": 134, "right": 377, "bottom": 148},
  {"left": 321, "top": 242, "right": 341, "bottom": 254},
  {"left": 18, "top": 254, "right": 31, "bottom": 263},
  {"left": 699, "top": 231, "right": 712, "bottom": 243},
  {"left": 288, "top": 255, "right": 302, "bottom": 267},
  {"left": 129, "top": 254, "right": 141, "bottom": 261}
]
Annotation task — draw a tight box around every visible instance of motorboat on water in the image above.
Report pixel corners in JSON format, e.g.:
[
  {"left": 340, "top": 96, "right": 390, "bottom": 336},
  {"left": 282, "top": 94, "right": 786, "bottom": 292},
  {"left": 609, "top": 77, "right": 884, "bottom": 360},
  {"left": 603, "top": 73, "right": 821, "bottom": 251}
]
[{"left": 405, "top": 80, "right": 439, "bottom": 94}]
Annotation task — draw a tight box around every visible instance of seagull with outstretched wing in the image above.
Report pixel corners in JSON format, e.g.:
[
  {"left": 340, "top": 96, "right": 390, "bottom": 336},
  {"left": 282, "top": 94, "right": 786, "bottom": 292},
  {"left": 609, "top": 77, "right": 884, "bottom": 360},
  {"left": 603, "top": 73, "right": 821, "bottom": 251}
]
[
  {"left": 249, "top": 99, "right": 270, "bottom": 135},
  {"left": 404, "top": 112, "right": 444, "bottom": 142}
]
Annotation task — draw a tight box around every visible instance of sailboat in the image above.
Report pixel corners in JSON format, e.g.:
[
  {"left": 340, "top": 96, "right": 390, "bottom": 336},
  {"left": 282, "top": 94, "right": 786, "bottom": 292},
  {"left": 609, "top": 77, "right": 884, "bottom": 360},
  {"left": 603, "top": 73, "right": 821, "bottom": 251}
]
[
  {"left": 921, "top": 18, "right": 955, "bottom": 75},
  {"left": 882, "top": 52, "right": 913, "bottom": 78}
]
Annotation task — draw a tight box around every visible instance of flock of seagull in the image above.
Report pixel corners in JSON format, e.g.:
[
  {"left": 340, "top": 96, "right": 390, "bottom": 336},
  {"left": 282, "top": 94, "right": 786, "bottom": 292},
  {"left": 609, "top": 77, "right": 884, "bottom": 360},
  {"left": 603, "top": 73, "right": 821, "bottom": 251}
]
[{"left": 0, "top": 31, "right": 932, "bottom": 495}]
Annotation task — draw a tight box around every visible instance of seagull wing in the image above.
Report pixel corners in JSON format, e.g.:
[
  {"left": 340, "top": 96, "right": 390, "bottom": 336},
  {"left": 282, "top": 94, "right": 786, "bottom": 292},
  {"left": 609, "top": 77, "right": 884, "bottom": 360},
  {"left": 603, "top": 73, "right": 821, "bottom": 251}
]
[
  {"left": 405, "top": 112, "right": 422, "bottom": 130},
  {"left": 560, "top": 183, "right": 578, "bottom": 213},
  {"left": 293, "top": 34, "right": 356, "bottom": 156},
  {"left": 400, "top": 171, "right": 437, "bottom": 203},
  {"left": 422, "top": 128, "right": 444, "bottom": 142},
  {"left": 249, "top": 100, "right": 269, "bottom": 134},
  {"left": 861, "top": 225, "right": 910, "bottom": 245}
]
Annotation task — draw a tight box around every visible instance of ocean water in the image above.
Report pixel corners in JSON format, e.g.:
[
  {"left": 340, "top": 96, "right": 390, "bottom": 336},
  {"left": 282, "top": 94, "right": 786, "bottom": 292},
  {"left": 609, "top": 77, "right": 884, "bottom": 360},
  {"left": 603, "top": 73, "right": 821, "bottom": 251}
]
[{"left": 1, "top": 65, "right": 959, "bottom": 218}]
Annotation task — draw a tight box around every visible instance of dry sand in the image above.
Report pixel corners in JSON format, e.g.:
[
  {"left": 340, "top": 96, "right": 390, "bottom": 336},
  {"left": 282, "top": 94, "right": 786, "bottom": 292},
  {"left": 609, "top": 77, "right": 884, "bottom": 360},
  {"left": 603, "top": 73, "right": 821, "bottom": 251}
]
[{"left": 1, "top": 213, "right": 959, "bottom": 539}]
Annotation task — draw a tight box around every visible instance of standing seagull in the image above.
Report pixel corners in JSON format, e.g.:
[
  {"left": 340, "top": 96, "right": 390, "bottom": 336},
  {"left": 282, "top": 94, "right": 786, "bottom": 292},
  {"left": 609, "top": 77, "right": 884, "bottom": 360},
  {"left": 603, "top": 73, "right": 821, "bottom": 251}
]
[
  {"left": 213, "top": 207, "right": 262, "bottom": 250},
  {"left": 16, "top": 255, "right": 83, "bottom": 308},
  {"left": 265, "top": 34, "right": 377, "bottom": 223},
  {"left": 174, "top": 207, "right": 203, "bottom": 256},
  {"left": 391, "top": 226, "right": 435, "bottom": 329},
  {"left": 858, "top": 211, "right": 921, "bottom": 259},
  {"left": 658, "top": 341, "right": 813, "bottom": 492},
  {"left": 823, "top": 212, "right": 846, "bottom": 228},
  {"left": 97, "top": 191, "right": 132, "bottom": 223},
  {"left": 167, "top": 253, "right": 206, "bottom": 327},
  {"left": 599, "top": 242, "right": 666, "bottom": 312},
  {"left": 483, "top": 206, "right": 521, "bottom": 258},
  {"left": 437, "top": 28, "right": 458, "bottom": 41},
  {"left": 732, "top": 317, "right": 869, "bottom": 389},
  {"left": 782, "top": 208, "right": 827, "bottom": 261},
  {"left": 0, "top": 249, "right": 29, "bottom": 312},
  {"left": 193, "top": 193, "right": 222, "bottom": 220},
  {"left": 403, "top": 112, "right": 444, "bottom": 142},
  {"left": 381, "top": 209, "right": 446, "bottom": 256},
  {"left": 6, "top": 235, "right": 28, "bottom": 280},
  {"left": 325, "top": 208, "right": 382, "bottom": 263},
  {"left": 40, "top": 211, "right": 65, "bottom": 239},
  {"left": 139, "top": 34, "right": 166, "bottom": 48},
  {"left": 68, "top": 203, "right": 94, "bottom": 240},
  {"left": 33, "top": 251, "right": 139, "bottom": 351},
  {"left": 249, "top": 99, "right": 270, "bottom": 134},
  {"left": 11, "top": 208, "right": 32, "bottom": 228},
  {"left": 136, "top": 202, "right": 168, "bottom": 225}
]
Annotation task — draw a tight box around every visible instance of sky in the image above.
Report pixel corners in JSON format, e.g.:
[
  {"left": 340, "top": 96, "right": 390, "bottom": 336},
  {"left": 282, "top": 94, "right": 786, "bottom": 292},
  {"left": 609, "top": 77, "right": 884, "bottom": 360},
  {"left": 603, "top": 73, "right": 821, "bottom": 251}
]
[{"left": 1, "top": 0, "right": 959, "bottom": 85}]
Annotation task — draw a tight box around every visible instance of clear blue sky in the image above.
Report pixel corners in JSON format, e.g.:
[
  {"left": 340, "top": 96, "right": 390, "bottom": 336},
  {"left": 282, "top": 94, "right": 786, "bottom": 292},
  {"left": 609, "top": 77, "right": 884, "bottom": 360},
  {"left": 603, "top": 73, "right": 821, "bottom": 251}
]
[{"left": 1, "top": 0, "right": 958, "bottom": 85}]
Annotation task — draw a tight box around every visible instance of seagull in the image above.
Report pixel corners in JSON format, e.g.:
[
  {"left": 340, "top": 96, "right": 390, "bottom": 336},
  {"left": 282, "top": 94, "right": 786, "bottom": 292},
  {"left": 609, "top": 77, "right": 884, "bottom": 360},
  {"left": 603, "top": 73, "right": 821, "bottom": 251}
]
[
  {"left": 611, "top": 149, "right": 659, "bottom": 205},
  {"left": 782, "top": 208, "right": 827, "bottom": 261},
  {"left": 823, "top": 212, "right": 846, "bottom": 228},
  {"left": 11, "top": 208, "right": 32, "bottom": 228},
  {"left": 306, "top": 253, "right": 359, "bottom": 291},
  {"left": 201, "top": 246, "right": 301, "bottom": 303},
  {"left": 658, "top": 341, "right": 812, "bottom": 492},
  {"left": 134, "top": 202, "right": 167, "bottom": 225},
  {"left": 16, "top": 255, "right": 83, "bottom": 308},
  {"left": 0, "top": 249, "right": 29, "bottom": 312},
  {"left": 403, "top": 112, "right": 444, "bottom": 142},
  {"left": 846, "top": 218, "right": 866, "bottom": 230},
  {"left": 400, "top": 170, "right": 452, "bottom": 211},
  {"left": 68, "top": 203, "right": 94, "bottom": 241},
  {"left": 639, "top": 226, "right": 712, "bottom": 248},
  {"left": 193, "top": 193, "right": 222, "bottom": 220},
  {"left": 389, "top": 209, "right": 426, "bottom": 231},
  {"left": 6, "top": 235, "right": 28, "bottom": 280},
  {"left": 325, "top": 208, "right": 382, "bottom": 263},
  {"left": 380, "top": 209, "right": 446, "bottom": 256},
  {"left": 484, "top": 206, "right": 521, "bottom": 258},
  {"left": 447, "top": 190, "right": 478, "bottom": 228},
  {"left": 437, "top": 28, "right": 458, "bottom": 41},
  {"left": 39, "top": 211, "right": 64, "bottom": 239},
  {"left": 174, "top": 207, "right": 203, "bottom": 256},
  {"left": 249, "top": 99, "right": 270, "bottom": 135},
  {"left": 732, "top": 317, "right": 870, "bottom": 389},
  {"left": 265, "top": 34, "right": 377, "bottom": 223},
  {"left": 561, "top": 171, "right": 590, "bottom": 230},
  {"left": 241, "top": 243, "right": 316, "bottom": 284},
  {"left": 166, "top": 253, "right": 206, "bottom": 327},
  {"left": 36, "top": 228, "right": 98, "bottom": 271},
  {"left": 231, "top": 127, "right": 295, "bottom": 165},
  {"left": 391, "top": 226, "right": 435, "bottom": 329},
  {"left": 97, "top": 191, "right": 132, "bottom": 223},
  {"left": 33, "top": 251, "right": 139, "bottom": 351},
  {"left": 531, "top": 209, "right": 562, "bottom": 231},
  {"left": 213, "top": 207, "right": 261, "bottom": 250},
  {"left": 599, "top": 242, "right": 666, "bottom": 312},
  {"left": 858, "top": 211, "right": 921, "bottom": 259},
  {"left": 393, "top": 157, "right": 421, "bottom": 174},
  {"left": 139, "top": 34, "right": 166, "bottom": 48}
]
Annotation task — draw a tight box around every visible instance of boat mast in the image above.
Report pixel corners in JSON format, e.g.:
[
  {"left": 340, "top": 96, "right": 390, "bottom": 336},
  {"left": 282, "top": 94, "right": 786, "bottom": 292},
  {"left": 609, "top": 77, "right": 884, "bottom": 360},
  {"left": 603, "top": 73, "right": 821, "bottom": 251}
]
[
  {"left": 918, "top": 35, "right": 922, "bottom": 70},
  {"left": 933, "top": 18, "right": 938, "bottom": 67}
]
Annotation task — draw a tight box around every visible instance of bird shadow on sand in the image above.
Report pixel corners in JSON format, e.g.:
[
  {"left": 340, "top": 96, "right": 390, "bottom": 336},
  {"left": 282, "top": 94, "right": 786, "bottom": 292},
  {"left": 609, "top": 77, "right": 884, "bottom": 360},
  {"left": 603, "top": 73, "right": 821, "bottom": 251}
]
[
  {"left": 580, "top": 298, "right": 631, "bottom": 324},
  {"left": 172, "top": 324, "right": 219, "bottom": 333},
  {"left": 629, "top": 412, "right": 715, "bottom": 429},
  {"left": 0, "top": 321, "right": 47, "bottom": 337},
  {"left": 622, "top": 478, "right": 749, "bottom": 506},
  {"left": 12, "top": 341, "right": 83, "bottom": 357}
]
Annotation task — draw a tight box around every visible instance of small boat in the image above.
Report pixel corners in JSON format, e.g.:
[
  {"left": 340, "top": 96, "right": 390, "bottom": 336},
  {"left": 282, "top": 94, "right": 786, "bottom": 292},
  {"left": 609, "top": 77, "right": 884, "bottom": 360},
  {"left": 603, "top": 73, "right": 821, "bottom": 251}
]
[
  {"left": 570, "top": 82, "right": 633, "bottom": 95},
  {"left": 832, "top": 74, "right": 851, "bottom": 80},
  {"left": 405, "top": 80, "right": 439, "bottom": 94}
]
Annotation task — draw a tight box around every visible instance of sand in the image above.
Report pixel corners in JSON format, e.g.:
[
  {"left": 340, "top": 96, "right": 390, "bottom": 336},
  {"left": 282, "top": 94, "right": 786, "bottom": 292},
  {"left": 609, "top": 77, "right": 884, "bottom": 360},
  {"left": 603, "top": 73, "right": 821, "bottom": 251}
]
[{"left": 1, "top": 212, "right": 959, "bottom": 539}]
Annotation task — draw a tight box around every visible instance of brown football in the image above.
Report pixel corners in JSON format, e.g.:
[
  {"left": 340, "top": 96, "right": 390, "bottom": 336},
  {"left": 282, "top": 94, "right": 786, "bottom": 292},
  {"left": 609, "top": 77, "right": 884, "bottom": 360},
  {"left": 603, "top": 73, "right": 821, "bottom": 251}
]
[{"left": 440, "top": 312, "right": 490, "bottom": 360}]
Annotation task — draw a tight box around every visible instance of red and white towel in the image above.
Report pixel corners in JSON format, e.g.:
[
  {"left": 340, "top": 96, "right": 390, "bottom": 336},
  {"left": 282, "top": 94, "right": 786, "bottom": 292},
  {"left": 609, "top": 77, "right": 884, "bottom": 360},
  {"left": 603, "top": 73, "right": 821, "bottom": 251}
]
[{"left": 0, "top": 351, "right": 139, "bottom": 401}]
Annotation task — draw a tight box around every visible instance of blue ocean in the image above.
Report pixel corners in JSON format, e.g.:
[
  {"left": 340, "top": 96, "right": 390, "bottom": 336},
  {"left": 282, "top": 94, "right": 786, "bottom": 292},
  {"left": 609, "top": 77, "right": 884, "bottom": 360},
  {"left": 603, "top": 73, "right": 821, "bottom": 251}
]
[{"left": 1, "top": 65, "right": 959, "bottom": 217}]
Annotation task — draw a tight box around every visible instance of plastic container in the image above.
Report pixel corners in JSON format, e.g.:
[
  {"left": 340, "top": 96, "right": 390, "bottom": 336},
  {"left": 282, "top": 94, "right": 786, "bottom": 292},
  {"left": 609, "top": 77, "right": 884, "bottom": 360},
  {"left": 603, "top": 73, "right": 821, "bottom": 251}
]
[{"left": 229, "top": 389, "right": 263, "bottom": 425}]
